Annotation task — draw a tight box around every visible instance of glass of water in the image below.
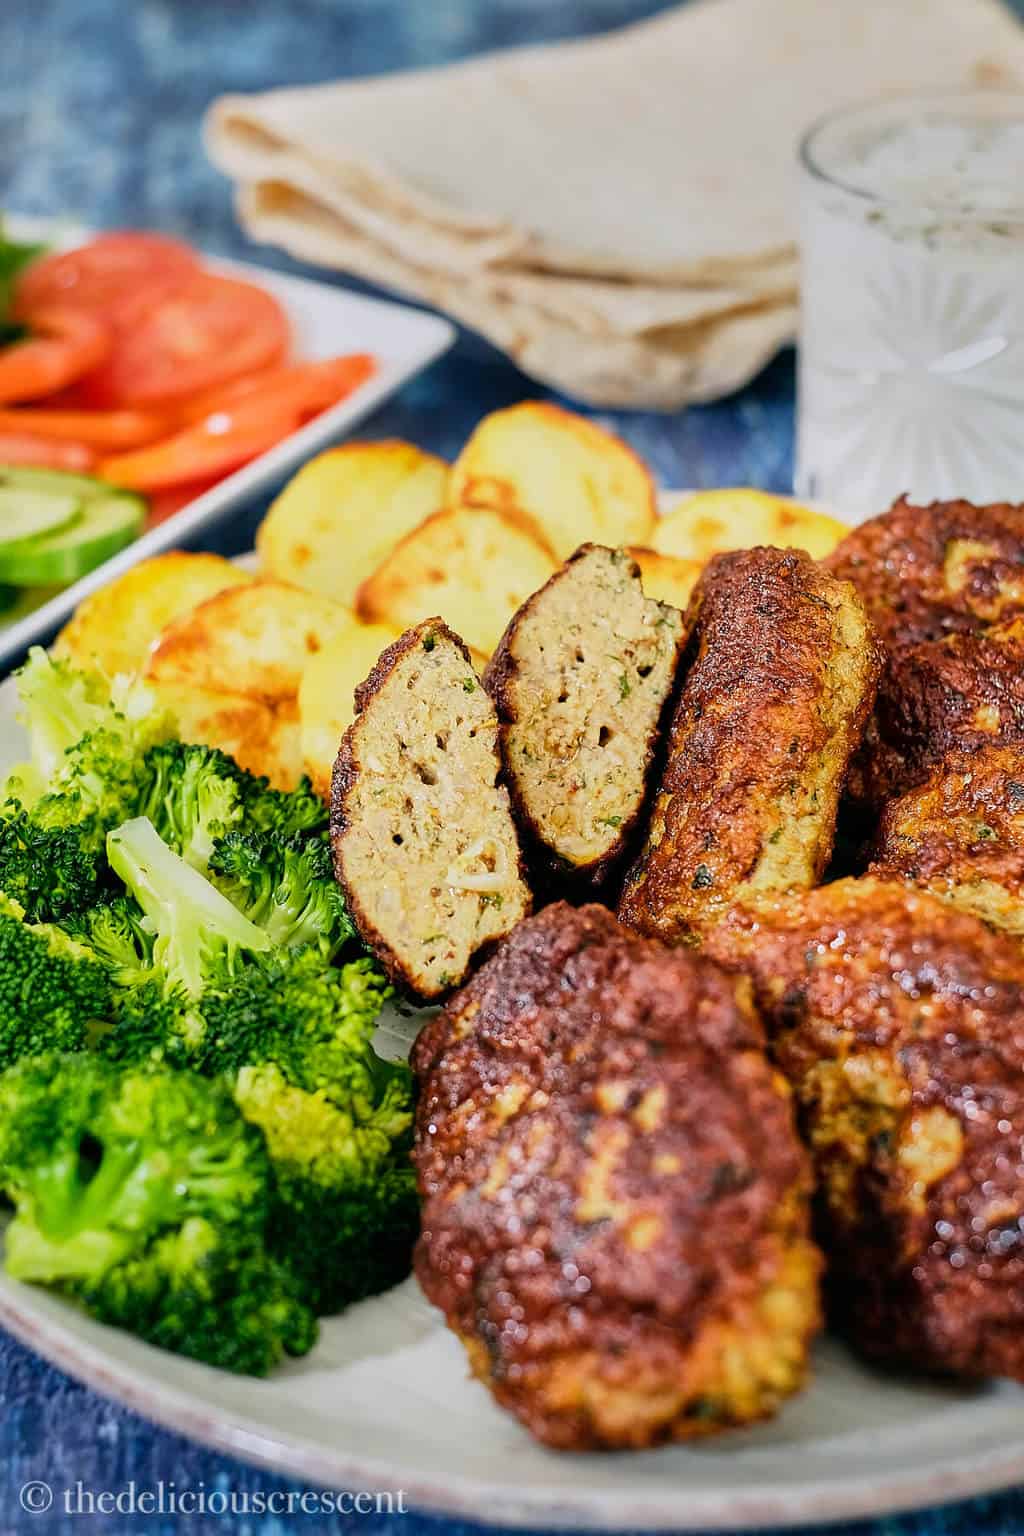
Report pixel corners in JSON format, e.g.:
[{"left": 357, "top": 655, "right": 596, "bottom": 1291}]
[{"left": 795, "top": 90, "right": 1024, "bottom": 524}]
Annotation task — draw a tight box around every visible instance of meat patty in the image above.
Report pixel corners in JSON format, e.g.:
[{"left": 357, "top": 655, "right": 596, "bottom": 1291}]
[
  {"left": 331, "top": 618, "right": 531, "bottom": 1002},
  {"left": 705, "top": 877, "right": 1024, "bottom": 1381},
  {"left": 413, "top": 902, "right": 821, "bottom": 1451},
  {"left": 484, "top": 545, "right": 686, "bottom": 891},
  {"left": 617, "top": 546, "right": 879, "bottom": 945},
  {"left": 826, "top": 495, "right": 1024, "bottom": 652},
  {"left": 871, "top": 746, "right": 1024, "bottom": 937},
  {"left": 855, "top": 615, "right": 1024, "bottom": 806}
]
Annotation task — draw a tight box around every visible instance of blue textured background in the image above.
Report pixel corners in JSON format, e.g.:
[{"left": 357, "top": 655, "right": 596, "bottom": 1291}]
[{"left": 2, "top": 1, "right": 1023, "bottom": 1532}]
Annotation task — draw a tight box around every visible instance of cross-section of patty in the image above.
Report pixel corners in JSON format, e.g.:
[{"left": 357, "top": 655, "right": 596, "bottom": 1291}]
[
  {"left": 331, "top": 618, "right": 531, "bottom": 1002},
  {"left": 484, "top": 544, "right": 686, "bottom": 890}
]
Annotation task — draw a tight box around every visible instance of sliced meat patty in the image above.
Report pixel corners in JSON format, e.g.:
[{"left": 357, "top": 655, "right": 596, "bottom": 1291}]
[
  {"left": 484, "top": 544, "right": 686, "bottom": 889},
  {"left": 618, "top": 546, "right": 879, "bottom": 945},
  {"left": 331, "top": 618, "right": 531, "bottom": 1002}
]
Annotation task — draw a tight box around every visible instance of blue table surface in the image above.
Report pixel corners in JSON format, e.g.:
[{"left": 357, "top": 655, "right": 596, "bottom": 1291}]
[{"left": 3, "top": 0, "right": 1024, "bottom": 1531}]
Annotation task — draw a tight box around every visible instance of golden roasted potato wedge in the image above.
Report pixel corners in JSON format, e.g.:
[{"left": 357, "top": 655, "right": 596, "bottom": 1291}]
[
  {"left": 145, "top": 581, "right": 356, "bottom": 790},
  {"left": 256, "top": 441, "right": 449, "bottom": 606},
  {"left": 448, "top": 402, "right": 655, "bottom": 558},
  {"left": 54, "top": 552, "right": 251, "bottom": 678},
  {"left": 153, "top": 684, "right": 302, "bottom": 792},
  {"left": 145, "top": 580, "right": 356, "bottom": 701},
  {"left": 357, "top": 504, "right": 557, "bottom": 658},
  {"left": 298, "top": 620, "right": 403, "bottom": 800},
  {"left": 651, "top": 489, "right": 847, "bottom": 564},
  {"left": 626, "top": 547, "right": 704, "bottom": 611}
]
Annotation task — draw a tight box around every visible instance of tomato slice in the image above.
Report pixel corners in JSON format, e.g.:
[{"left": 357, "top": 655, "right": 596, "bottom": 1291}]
[
  {"left": 98, "top": 398, "right": 300, "bottom": 490},
  {"left": 15, "top": 233, "right": 199, "bottom": 331},
  {"left": 0, "top": 406, "right": 168, "bottom": 449},
  {"left": 0, "top": 309, "right": 111, "bottom": 403},
  {"left": 0, "top": 432, "right": 95, "bottom": 471},
  {"left": 78, "top": 273, "right": 290, "bottom": 408},
  {"left": 176, "top": 354, "right": 376, "bottom": 425}
]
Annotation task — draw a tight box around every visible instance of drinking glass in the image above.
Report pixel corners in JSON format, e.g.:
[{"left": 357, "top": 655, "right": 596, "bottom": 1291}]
[{"left": 795, "top": 90, "right": 1024, "bottom": 524}]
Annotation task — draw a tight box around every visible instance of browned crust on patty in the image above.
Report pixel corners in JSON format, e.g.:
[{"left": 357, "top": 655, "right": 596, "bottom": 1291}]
[
  {"left": 413, "top": 902, "right": 821, "bottom": 1451},
  {"left": 705, "top": 877, "right": 1024, "bottom": 1382},
  {"left": 331, "top": 617, "right": 531, "bottom": 1002},
  {"left": 870, "top": 745, "right": 1024, "bottom": 935},
  {"left": 854, "top": 615, "right": 1024, "bottom": 806},
  {"left": 617, "top": 546, "right": 880, "bottom": 945},
  {"left": 825, "top": 496, "right": 1024, "bottom": 652},
  {"left": 484, "top": 544, "right": 687, "bottom": 893}
]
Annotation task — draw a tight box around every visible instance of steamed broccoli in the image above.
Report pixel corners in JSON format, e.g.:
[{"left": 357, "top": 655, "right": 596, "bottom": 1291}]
[
  {"left": 0, "top": 894, "right": 110, "bottom": 1067},
  {"left": 135, "top": 740, "right": 245, "bottom": 871},
  {"left": 5, "top": 648, "right": 172, "bottom": 804},
  {"left": 107, "top": 817, "right": 270, "bottom": 1001},
  {"left": 0, "top": 1052, "right": 317, "bottom": 1375},
  {"left": 0, "top": 809, "right": 115, "bottom": 922},
  {"left": 212, "top": 954, "right": 417, "bottom": 1314},
  {"left": 209, "top": 830, "right": 354, "bottom": 959},
  {"left": 101, "top": 816, "right": 417, "bottom": 1314},
  {"left": 0, "top": 651, "right": 173, "bottom": 920}
]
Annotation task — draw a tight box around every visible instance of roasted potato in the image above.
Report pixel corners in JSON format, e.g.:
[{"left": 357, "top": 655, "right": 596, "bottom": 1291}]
[
  {"left": 448, "top": 402, "right": 655, "bottom": 559},
  {"left": 651, "top": 489, "right": 847, "bottom": 565},
  {"left": 145, "top": 580, "right": 356, "bottom": 789},
  {"left": 298, "top": 619, "right": 403, "bottom": 800},
  {"left": 256, "top": 441, "right": 449, "bottom": 607},
  {"left": 152, "top": 684, "right": 300, "bottom": 791},
  {"left": 626, "top": 546, "right": 704, "bottom": 610},
  {"left": 54, "top": 552, "right": 251, "bottom": 678},
  {"left": 357, "top": 504, "right": 557, "bottom": 658}
]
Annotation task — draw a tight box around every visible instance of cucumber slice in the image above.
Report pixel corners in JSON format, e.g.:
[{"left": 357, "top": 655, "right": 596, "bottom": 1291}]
[
  {"left": 0, "top": 465, "right": 109, "bottom": 501},
  {"left": 0, "top": 491, "right": 144, "bottom": 585},
  {"left": 0, "top": 487, "right": 81, "bottom": 545}
]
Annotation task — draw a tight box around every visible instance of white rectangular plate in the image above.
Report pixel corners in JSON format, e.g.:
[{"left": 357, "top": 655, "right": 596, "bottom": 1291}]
[{"left": 0, "top": 217, "right": 455, "bottom": 669}]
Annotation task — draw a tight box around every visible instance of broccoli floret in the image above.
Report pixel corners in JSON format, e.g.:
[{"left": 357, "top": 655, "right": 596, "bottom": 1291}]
[
  {"left": 0, "top": 809, "right": 115, "bottom": 922},
  {"left": 0, "top": 651, "right": 174, "bottom": 921},
  {"left": 209, "top": 830, "right": 355, "bottom": 959},
  {"left": 135, "top": 740, "right": 245, "bottom": 871},
  {"left": 79, "top": 1218, "right": 317, "bottom": 1375},
  {"left": 4, "top": 648, "right": 173, "bottom": 811},
  {"left": 238, "top": 772, "right": 327, "bottom": 842},
  {"left": 0, "top": 1052, "right": 317, "bottom": 1375},
  {"left": 235, "top": 1057, "right": 418, "bottom": 1316},
  {"left": 203, "top": 952, "right": 418, "bottom": 1312},
  {"left": 0, "top": 894, "right": 110, "bottom": 1067},
  {"left": 107, "top": 817, "right": 270, "bottom": 1002},
  {"left": 61, "top": 896, "right": 154, "bottom": 987}
]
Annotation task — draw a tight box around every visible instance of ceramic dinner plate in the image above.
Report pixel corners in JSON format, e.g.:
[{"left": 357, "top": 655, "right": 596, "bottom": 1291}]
[
  {"left": 2, "top": 671, "right": 1024, "bottom": 1529},
  {"left": 0, "top": 218, "right": 455, "bottom": 671}
]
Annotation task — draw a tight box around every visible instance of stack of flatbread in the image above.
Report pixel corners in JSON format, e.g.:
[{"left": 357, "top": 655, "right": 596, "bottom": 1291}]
[{"left": 206, "top": 0, "right": 1024, "bottom": 409}]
